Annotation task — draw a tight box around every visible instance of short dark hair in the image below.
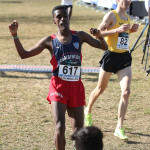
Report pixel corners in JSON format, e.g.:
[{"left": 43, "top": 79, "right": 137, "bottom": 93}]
[
  {"left": 71, "top": 126, "right": 103, "bottom": 150},
  {"left": 52, "top": 5, "right": 67, "bottom": 17}
]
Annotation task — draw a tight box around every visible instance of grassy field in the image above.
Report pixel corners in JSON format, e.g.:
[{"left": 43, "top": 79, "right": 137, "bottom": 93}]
[{"left": 0, "top": 0, "right": 150, "bottom": 149}]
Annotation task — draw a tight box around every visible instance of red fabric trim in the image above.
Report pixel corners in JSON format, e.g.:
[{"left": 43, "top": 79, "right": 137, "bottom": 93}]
[
  {"left": 50, "top": 54, "right": 58, "bottom": 71},
  {"left": 51, "top": 34, "right": 56, "bottom": 40},
  {"left": 70, "top": 30, "right": 77, "bottom": 35}
]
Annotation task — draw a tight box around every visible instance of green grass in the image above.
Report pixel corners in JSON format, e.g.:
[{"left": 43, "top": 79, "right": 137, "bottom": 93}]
[{"left": 0, "top": 0, "right": 150, "bottom": 149}]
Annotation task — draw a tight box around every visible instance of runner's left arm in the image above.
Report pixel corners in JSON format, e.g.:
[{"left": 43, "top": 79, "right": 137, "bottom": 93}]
[
  {"left": 77, "top": 31, "right": 108, "bottom": 50},
  {"left": 130, "top": 23, "right": 139, "bottom": 33}
]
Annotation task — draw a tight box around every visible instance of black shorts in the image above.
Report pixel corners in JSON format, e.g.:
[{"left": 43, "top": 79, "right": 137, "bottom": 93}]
[{"left": 100, "top": 50, "right": 132, "bottom": 74}]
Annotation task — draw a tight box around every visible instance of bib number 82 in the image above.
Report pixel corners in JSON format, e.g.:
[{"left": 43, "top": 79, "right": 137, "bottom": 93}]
[{"left": 120, "top": 38, "right": 128, "bottom": 45}]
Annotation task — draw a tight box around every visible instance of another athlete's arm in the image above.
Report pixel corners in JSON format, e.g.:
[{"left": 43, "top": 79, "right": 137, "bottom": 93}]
[
  {"left": 9, "top": 20, "right": 52, "bottom": 59},
  {"left": 77, "top": 31, "right": 108, "bottom": 50},
  {"left": 98, "top": 11, "right": 130, "bottom": 37}
]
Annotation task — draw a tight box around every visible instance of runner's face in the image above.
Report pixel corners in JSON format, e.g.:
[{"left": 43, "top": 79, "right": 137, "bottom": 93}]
[
  {"left": 118, "top": 0, "right": 131, "bottom": 10},
  {"left": 53, "top": 9, "right": 69, "bottom": 31}
]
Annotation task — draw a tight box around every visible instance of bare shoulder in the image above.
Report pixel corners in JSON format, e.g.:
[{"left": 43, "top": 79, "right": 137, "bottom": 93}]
[
  {"left": 76, "top": 31, "right": 86, "bottom": 37},
  {"left": 103, "top": 11, "right": 116, "bottom": 22},
  {"left": 76, "top": 31, "right": 88, "bottom": 43},
  {"left": 99, "top": 11, "right": 116, "bottom": 30},
  {"left": 39, "top": 36, "right": 51, "bottom": 44},
  {"left": 38, "top": 36, "right": 52, "bottom": 49}
]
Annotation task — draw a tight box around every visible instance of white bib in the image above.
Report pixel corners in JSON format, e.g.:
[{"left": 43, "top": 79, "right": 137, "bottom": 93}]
[
  {"left": 58, "top": 64, "right": 80, "bottom": 81},
  {"left": 117, "top": 33, "right": 129, "bottom": 50}
]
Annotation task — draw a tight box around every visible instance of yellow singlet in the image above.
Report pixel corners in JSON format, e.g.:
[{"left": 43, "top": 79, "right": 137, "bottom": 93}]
[{"left": 104, "top": 10, "right": 130, "bottom": 53}]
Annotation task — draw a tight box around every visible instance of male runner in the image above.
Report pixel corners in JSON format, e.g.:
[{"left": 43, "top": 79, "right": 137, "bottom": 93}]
[
  {"left": 9, "top": 5, "right": 108, "bottom": 150},
  {"left": 85, "top": 0, "right": 139, "bottom": 140}
]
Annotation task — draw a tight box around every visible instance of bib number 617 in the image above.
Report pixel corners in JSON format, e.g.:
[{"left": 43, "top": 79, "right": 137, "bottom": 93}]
[{"left": 63, "top": 65, "right": 79, "bottom": 75}]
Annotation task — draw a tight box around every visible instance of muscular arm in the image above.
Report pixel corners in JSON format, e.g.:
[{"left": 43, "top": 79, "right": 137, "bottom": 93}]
[
  {"left": 13, "top": 36, "right": 52, "bottom": 59},
  {"left": 77, "top": 31, "right": 108, "bottom": 50},
  {"left": 98, "top": 11, "right": 130, "bottom": 37},
  {"left": 98, "top": 11, "right": 117, "bottom": 37},
  {"left": 9, "top": 20, "right": 52, "bottom": 59}
]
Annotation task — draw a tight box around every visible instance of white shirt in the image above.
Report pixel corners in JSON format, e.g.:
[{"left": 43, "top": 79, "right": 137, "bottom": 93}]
[
  {"left": 61, "top": 0, "right": 73, "bottom": 5},
  {"left": 145, "top": 0, "right": 150, "bottom": 12}
]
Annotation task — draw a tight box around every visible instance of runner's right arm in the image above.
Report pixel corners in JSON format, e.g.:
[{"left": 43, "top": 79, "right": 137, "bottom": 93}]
[
  {"left": 9, "top": 20, "right": 52, "bottom": 59},
  {"left": 98, "top": 11, "right": 130, "bottom": 37}
]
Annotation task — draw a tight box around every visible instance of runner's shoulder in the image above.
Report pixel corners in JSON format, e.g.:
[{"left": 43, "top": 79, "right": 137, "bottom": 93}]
[{"left": 104, "top": 11, "right": 116, "bottom": 21}]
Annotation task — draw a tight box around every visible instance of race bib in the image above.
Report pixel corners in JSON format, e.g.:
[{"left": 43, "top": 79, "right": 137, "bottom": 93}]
[
  {"left": 117, "top": 33, "right": 129, "bottom": 50},
  {"left": 58, "top": 65, "right": 81, "bottom": 81}
]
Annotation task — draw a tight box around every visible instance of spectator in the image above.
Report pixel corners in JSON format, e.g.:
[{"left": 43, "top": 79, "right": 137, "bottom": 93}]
[
  {"left": 71, "top": 126, "right": 103, "bottom": 150},
  {"left": 61, "top": 0, "right": 73, "bottom": 19}
]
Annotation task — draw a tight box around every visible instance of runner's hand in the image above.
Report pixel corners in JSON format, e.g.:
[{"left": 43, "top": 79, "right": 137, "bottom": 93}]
[
  {"left": 9, "top": 20, "right": 18, "bottom": 36},
  {"left": 130, "top": 23, "right": 139, "bottom": 32},
  {"left": 116, "top": 24, "right": 130, "bottom": 33},
  {"left": 90, "top": 28, "right": 101, "bottom": 38}
]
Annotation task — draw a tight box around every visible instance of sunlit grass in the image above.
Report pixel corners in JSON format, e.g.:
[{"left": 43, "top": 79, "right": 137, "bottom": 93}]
[{"left": 0, "top": 0, "right": 150, "bottom": 150}]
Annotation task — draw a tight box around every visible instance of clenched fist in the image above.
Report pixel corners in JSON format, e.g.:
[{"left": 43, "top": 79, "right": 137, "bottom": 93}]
[{"left": 9, "top": 20, "right": 18, "bottom": 36}]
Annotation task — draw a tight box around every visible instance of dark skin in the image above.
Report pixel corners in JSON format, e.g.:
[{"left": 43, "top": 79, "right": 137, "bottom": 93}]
[
  {"left": 9, "top": 8, "right": 108, "bottom": 150},
  {"left": 9, "top": 10, "right": 108, "bottom": 59}
]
